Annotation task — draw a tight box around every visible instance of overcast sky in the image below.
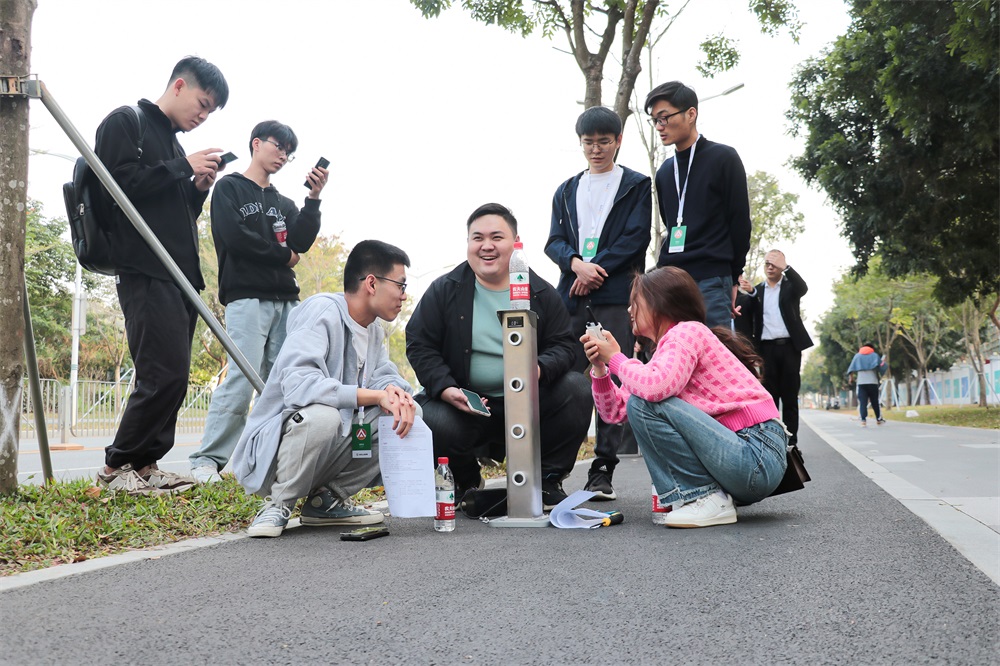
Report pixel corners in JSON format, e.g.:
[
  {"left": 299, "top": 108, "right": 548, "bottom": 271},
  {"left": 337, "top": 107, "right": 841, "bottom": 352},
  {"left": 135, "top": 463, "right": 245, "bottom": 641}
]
[{"left": 26, "top": 0, "right": 853, "bottom": 340}]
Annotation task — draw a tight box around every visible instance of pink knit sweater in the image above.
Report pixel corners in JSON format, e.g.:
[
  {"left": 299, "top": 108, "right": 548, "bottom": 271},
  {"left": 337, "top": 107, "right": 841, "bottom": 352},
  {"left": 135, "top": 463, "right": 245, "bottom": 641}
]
[{"left": 591, "top": 320, "right": 778, "bottom": 432}]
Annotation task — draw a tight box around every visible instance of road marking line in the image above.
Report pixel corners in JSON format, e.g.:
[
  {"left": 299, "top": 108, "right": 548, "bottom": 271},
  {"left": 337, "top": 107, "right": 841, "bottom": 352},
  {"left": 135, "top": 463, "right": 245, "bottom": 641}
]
[{"left": 871, "top": 455, "right": 925, "bottom": 463}]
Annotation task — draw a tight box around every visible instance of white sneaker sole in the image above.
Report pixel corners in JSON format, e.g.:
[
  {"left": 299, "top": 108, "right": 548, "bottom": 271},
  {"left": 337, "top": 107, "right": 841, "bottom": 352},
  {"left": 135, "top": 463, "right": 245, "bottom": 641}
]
[
  {"left": 247, "top": 524, "right": 285, "bottom": 538},
  {"left": 665, "top": 509, "right": 737, "bottom": 528},
  {"left": 300, "top": 512, "right": 384, "bottom": 527}
]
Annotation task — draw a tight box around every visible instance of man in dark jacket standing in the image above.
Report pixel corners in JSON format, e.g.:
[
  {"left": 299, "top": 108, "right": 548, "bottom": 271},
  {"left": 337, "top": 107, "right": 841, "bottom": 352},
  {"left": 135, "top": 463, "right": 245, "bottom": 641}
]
[
  {"left": 645, "top": 81, "right": 751, "bottom": 328},
  {"left": 545, "top": 106, "right": 650, "bottom": 501},
  {"left": 188, "top": 120, "right": 328, "bottom": 483},
  {"left": 407, "top": 203, "right": 593, "bottom": 508},
  {"left": 95, "top": 56, "right": 229, "bottom": 495},
  {"left": 751, "top": 249, "right": 813, "bottom": 445}
]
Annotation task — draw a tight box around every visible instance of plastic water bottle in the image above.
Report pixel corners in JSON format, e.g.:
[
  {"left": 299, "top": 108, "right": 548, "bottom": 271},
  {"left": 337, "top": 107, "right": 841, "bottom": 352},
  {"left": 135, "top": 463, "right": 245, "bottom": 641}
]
[
  {"left": 651, "top": 484, "right": 669, "bottom": 525},
  {"left": 509, "top": 241, "right": 531, "bottom": 309},
  {"left": 434, "top": 457, "right": 456, "bottom": 532}
]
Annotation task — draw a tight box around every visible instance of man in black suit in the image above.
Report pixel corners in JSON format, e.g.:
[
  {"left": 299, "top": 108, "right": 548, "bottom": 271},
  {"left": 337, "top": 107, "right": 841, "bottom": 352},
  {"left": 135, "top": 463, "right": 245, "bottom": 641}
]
[{"left": 752, "top": 250, "right": 813, "bottom": 445}]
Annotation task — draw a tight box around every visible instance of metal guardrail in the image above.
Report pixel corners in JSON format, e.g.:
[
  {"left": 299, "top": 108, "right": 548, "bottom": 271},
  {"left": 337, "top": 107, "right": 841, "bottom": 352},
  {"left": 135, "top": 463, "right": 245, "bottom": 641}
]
[{"left": 19, "top": 378, "right": 213, "bottom": 439}]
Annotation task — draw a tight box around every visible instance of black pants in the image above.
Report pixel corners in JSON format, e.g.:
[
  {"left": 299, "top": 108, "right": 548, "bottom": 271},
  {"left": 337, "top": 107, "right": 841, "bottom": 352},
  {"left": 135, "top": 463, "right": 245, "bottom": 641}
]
[
  {"left": 106, "top": 274, "right": 199, "bottom": 469},
  {"left": 570, "top": 301, "right": 638, "bottom": 476},
  {"left": 857, "top": 384, "right": 881, "bottom": 421},
  {"left": 416, "top": 373, "right": 593, "bottom": 493},
  {"left": 760, "top": 339, "right": 802, "bottom": 445}
]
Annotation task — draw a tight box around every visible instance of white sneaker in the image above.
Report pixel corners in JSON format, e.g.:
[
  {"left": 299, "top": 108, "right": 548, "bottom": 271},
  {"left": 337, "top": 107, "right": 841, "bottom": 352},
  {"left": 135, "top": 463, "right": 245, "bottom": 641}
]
[
  {"left": 664, "top": 491, "right": 737, "bottom": 528},
  {"left": 191, "top": 465, "right": 223, "bottom": 484}
]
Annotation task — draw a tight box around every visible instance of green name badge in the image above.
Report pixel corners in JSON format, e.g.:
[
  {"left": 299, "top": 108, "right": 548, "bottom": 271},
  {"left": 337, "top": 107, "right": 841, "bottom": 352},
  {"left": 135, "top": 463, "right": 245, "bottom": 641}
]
[
  {"left": 668, "top": 225, "right": 687, "bottom": 254},
  {"left": 582, "top": 237, "right": 599, "bottom": 258},
  {"left": 351, "top": 422, "right": 372, "bottom": 458}
]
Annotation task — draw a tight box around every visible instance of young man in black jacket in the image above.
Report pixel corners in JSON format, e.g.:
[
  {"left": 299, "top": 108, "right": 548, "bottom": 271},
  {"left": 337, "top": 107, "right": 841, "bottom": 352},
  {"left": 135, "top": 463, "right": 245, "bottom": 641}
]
[
  {"left": 645, "top": 81, "right": 752, "bottom": 329},
  {"left": 95, "top": 56, "right": 229, "bottom": 495},
  {"left": 406, "top": 203, "right": 593, "bottom": 509},
  {"left": 545, "top": 106, "right": 651, "bottom": 501},
  {"left": 188, "top": 120, "right": 328, "bottom": 483}
]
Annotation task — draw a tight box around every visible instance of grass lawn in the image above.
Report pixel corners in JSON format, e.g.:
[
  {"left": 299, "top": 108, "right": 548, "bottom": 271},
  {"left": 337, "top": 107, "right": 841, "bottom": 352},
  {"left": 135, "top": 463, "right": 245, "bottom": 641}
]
[
  {"left": 2, "top": 439, "right": 601, "bottom": 578},
  {"left": 880, "top": 404, "right": 1000, "bottom": 430}
]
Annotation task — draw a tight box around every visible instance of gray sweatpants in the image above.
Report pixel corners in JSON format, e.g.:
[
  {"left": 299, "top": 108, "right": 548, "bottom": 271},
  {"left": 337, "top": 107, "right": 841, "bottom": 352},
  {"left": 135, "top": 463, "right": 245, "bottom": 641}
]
[{"left": 268, "top": 403, "right": 404, "bottom": 505}]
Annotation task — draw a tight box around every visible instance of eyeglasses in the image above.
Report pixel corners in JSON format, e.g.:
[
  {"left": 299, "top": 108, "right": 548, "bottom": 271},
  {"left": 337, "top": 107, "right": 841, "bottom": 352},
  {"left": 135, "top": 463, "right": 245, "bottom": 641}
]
[
  {"left": 581, "top": 139, "right": 617, "bottom": 152},
  {"left": 647, "top": 109, "right": 687, "bottom": 128},
  {"left": 263, "top": 138, "right": 295, "bottom": 161},
  {"left": 366, "top": 275, "right": 407, "bottom": 294}
]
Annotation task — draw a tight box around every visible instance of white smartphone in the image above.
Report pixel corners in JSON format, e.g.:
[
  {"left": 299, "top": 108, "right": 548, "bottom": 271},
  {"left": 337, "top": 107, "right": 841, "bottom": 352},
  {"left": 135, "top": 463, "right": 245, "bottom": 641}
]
[{"left": 460, "top": 388, "right": 491, "bottom": 417}]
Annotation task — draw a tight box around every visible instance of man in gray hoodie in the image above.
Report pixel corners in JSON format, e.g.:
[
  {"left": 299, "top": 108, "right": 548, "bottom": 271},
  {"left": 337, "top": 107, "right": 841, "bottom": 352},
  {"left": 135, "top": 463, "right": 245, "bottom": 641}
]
[{"left": 231, "top": 240, "right": 417, "bottom": 538}]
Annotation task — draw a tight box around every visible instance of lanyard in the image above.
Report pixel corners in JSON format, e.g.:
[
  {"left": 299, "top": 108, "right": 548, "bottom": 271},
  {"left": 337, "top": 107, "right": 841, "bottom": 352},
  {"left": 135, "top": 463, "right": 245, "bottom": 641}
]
[
  {"left": 672, "top": 139, "right": 697, "bottom": 227},
  {"left": 357, "top": 359, "right": 367, "bottom": 421}
]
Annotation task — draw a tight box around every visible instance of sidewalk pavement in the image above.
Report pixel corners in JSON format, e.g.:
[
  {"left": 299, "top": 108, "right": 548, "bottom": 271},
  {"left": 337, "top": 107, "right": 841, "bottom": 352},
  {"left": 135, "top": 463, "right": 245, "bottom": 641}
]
[{"left": 2, "top": 413, "right": 998, "bottom": 664}]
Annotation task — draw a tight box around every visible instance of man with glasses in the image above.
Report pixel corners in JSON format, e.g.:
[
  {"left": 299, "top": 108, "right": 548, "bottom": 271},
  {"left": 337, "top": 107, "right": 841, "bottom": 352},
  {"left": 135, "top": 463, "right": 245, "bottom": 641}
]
[
  {"left": 188, "top": 120, "right": 328, "bottom": 483},
  {"left": 644, "top": 81, "right": 751, "bottom": 328},
  {"left": 750, "top": 249, "right": 812, "bottom": 445},
  {"left": 232, "top": 240, "right": 417, "bottom": 538},
  {"left": 407, "top": 203, "right": 593, "bottom": 509},
  {"left": 544, "top": 106, "right": 650, "bottom": 501}
]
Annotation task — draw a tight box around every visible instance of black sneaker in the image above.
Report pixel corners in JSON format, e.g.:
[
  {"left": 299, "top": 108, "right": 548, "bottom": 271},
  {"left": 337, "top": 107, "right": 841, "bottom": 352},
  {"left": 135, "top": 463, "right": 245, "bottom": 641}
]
[
  {"left": 584, "top": 469, "right": 617, "bottom": 501},
  {"left": 541, "top": 476, "right": 568, "bottom": 511}
]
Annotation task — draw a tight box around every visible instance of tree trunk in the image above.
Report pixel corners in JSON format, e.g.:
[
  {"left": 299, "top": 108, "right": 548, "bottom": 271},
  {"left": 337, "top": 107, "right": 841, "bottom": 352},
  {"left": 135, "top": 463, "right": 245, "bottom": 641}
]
[{"left": 0, "top": 0, "right": 36, "bottom": 494}]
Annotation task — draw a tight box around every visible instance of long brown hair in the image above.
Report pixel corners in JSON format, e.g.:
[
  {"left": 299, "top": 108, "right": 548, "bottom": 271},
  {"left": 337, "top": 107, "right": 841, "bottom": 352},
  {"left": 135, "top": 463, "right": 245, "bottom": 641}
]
[{"left": 631, "top": 267, "right": 763, "bottom": 377}]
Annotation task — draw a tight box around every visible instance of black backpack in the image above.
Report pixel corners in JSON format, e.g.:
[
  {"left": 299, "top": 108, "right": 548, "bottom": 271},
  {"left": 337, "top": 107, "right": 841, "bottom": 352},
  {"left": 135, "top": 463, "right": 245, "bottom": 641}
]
[{"left": 63, "top": 105, "right": 146, "bottom": 275}]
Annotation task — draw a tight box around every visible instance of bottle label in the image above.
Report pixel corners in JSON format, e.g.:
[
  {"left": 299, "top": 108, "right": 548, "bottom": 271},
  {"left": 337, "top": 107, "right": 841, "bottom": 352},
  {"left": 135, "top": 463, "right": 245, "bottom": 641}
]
[
  {"left": 273, "top": 220, "right": 288, "bottom": 247},
  {"left": 436, "top": 489, "right": 455, "bottom": 520},
  {"left": 509, "top": 272, "right": 530, "bottom": 301}
]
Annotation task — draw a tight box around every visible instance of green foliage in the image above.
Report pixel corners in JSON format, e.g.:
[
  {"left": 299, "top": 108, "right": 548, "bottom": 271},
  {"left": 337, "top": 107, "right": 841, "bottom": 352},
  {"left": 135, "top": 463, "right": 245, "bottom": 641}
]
[
  {"left": 881, "top": 404, "right": 999, "bottom": 430},
  {"left": 787, "top": 0, "right": 999, "bottom": 307},
  {"left": 745, "top": 171, "right": 805, "bottom": 281},
  {"left": 24, "top": 201, "right": 76, "bottom": 379}
]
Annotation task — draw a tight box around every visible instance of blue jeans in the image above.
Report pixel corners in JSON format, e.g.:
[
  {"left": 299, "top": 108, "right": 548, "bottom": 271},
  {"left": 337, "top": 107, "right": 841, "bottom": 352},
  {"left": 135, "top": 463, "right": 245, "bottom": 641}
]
[
  {"left": 190, "top": 299, "right": 296, "bottom": 471},
  {"left": 697, "top": 275, "right": 734, "bottom": 329},
  {"left": 627, "top": 396, "right": 788, "bottom": 507}
]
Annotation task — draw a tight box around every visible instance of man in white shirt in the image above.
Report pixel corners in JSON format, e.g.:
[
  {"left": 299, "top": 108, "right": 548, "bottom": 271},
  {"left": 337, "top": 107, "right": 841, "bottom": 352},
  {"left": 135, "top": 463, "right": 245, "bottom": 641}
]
[
  {"left": 545, "top": 107, "right": 651, "bottom": 501},
  {"left": 751, "top": 249, "right": 813, "bottom": 445}
]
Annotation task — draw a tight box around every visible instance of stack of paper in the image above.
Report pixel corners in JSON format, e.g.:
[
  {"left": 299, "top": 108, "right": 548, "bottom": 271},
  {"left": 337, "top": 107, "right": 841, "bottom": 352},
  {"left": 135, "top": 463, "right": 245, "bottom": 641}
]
[{"left": 548, "top": 490, "right": 615, "bottom": 529}]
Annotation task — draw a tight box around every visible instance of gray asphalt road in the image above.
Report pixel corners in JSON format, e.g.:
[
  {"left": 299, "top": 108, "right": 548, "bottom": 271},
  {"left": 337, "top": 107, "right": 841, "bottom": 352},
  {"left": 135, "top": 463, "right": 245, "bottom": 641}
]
[{"left": 2, "top": 421, "right": 998, "bottom": 665}]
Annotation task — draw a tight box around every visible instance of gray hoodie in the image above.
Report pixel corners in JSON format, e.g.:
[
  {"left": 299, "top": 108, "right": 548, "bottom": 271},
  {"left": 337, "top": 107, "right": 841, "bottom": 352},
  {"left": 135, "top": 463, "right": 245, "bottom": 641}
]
[{"left": 231, "top": 292, "right": 411, "bottom": 496}]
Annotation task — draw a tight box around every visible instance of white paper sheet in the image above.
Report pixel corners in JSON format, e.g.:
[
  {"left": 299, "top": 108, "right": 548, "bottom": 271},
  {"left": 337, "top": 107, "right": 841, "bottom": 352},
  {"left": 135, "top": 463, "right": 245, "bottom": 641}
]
[
  {"left": 377, "top": 415, "right": 436, "bottom": 518},
  {"left": 547, "top": 489, "right": 612, "bottom": 529}
]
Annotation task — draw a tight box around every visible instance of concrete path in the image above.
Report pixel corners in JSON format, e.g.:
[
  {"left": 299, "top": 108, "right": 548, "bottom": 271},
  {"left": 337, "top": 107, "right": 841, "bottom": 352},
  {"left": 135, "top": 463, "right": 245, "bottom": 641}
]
[{"left": 2, "top": 416, "right": 998, "bottom": 665}]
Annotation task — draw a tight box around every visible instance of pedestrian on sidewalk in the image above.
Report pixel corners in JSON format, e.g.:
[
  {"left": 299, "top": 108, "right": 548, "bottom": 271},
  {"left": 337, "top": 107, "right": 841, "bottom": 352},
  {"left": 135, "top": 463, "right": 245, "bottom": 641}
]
[
  {"left": 230, "top": 241, "right": 417, "bottom": 538},
  {"left": 188, "top": 120, "right": 327, "bottom": 484},
  {"left": 581, "top": 266, "right": 788, "bottom": 528},
  {"left": 846, "top": 343, "right": 886, "bottom": 427}
]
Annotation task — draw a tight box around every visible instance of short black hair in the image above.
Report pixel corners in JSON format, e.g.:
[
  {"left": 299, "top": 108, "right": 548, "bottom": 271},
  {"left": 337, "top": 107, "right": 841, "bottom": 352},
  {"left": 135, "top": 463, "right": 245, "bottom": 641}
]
[
  {"left": 467, "top": 202, "right": 517, "bottom": 236},
  {"left": 344, "top": 240, "right": 411, "bottom": 294},
  {"left": 644, "top": 80, "right": 698, "bottom": 115},
  {"left": 169, "top": 56, "right": 230, "bottom": 109},
  {"left": 249, "top": 120, "right": 298, "bottom": 158},
  {"left": 576, "top": 106, "right": 622, "bottom": 137}
]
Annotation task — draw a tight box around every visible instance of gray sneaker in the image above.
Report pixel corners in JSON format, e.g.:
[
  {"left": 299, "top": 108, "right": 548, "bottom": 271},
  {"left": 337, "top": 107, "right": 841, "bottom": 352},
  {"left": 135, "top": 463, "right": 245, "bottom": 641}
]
[
  {"left": 300, "top": 488, "right": 384, "bottom": 526},
  {"left": 247, "top": 500, "right": 293, "bottom": 538},
  {"left": 143, "top": 465, "right": 196, "bottom": 493},
  {"left": 97, "top": 463, "right": 158, "bottom": 496}
]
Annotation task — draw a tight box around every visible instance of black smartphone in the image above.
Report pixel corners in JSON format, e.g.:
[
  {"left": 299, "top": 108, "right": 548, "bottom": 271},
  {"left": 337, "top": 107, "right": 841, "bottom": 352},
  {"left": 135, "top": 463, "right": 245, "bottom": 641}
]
[
  {"left": 305, "top": 157, "right": 330, "bottom": 188},
  {"left": 219, "top": 151, "right": 238, "bottom": 165},
  {"left": 340, "top": 526, "right": 389, "bottom": 541},
  {"left": 460, "top": 388, "right": 491, "bottom": 417}
]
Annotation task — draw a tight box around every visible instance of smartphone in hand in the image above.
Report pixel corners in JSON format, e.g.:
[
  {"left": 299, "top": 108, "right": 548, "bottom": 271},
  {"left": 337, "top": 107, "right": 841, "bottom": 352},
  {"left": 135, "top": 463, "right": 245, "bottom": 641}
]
[
  {"left": 460, "top": 388, "right": 491, "bottom": 417},
  {"left": 305, "top": 157, "right": 330, "bottom": 188}
]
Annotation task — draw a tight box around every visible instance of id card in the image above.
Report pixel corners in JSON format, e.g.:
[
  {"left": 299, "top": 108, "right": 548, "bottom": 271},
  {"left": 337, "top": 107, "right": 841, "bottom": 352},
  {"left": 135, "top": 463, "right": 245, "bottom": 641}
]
[
  {"left": 582, "top": 237, "right": 599, "bottom": 258},
  {"left": 668, "top": 225, "right": 687, "bottom": 254},
  {"left": 351, "top": 422, "right": 372, "bottom": 458}
]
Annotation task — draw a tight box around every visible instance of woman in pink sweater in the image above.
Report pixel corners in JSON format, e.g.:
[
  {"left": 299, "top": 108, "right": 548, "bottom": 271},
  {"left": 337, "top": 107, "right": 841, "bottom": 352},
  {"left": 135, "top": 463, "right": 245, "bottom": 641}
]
[{"left": 582, "top": 267, "right": 788, "bottom": 528}]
